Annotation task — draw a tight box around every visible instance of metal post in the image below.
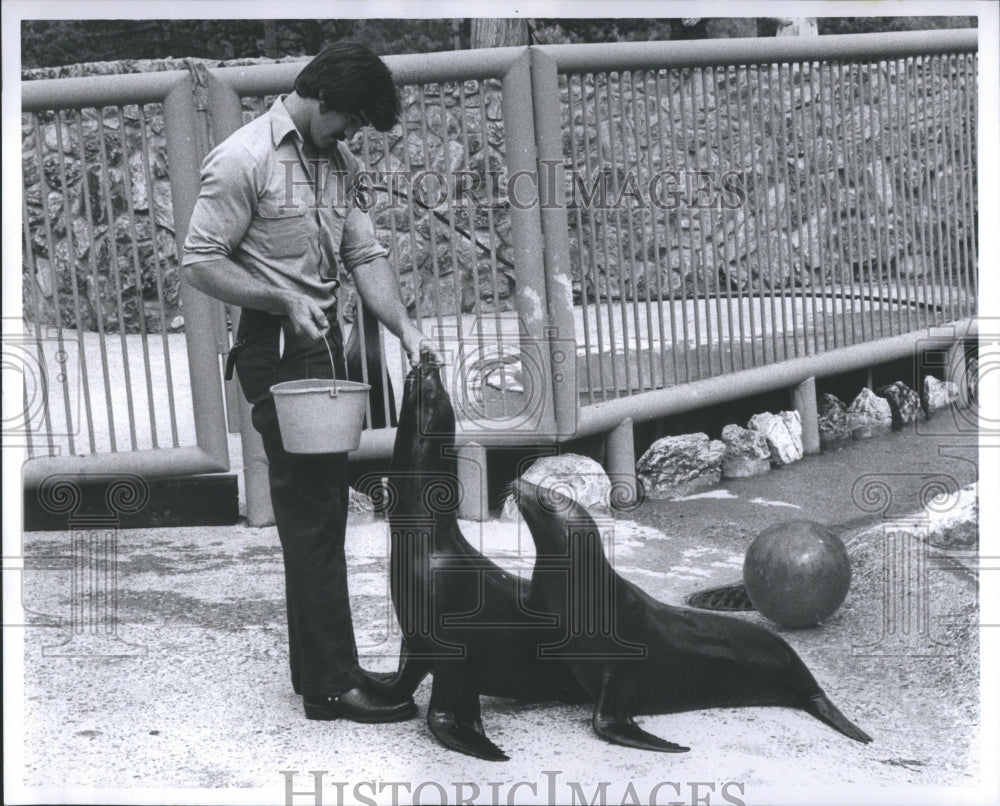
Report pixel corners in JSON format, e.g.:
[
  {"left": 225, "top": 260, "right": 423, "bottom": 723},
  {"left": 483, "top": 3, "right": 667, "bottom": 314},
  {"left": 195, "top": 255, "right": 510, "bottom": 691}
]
[
  {"left": 792, "top": 376, "right": 820, "bottom": 455},
  {"left": 457, "top": 442, "right": 488, "bottom": 522},
  {"left": 530, "top": 47, "right": 579, "bottom": 439},
  {"left": 605, "top": 417, "right": 637, "bottom": 510}
]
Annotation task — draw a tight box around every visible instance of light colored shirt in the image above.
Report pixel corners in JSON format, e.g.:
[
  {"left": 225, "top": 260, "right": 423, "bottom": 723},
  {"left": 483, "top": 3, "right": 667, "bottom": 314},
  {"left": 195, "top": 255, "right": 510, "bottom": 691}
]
[{"left": 183, "top": 96, "right": 387, "bottom": 309}]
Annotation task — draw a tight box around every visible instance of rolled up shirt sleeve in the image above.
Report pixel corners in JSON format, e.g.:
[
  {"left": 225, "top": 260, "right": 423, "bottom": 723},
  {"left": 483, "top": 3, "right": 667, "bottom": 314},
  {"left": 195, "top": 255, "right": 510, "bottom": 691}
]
[
  {"left": 339, "top": 203, "right": 389, "bottom": 273},
  {"left": 183, "top": 144, "right": 257, "bottom": 266}
]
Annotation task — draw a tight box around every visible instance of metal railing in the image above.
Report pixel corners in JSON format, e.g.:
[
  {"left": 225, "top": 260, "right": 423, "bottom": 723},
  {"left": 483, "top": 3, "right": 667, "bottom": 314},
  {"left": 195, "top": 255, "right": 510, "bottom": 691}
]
[
  {"left": 20, "top": 70, "right": 229, "bottom": 486},
  {"left": 532, "top": 30, "right": 978, "bottom": 437},
  {"left": 18, "top": 30, "right": 978, "bottom": 496}
]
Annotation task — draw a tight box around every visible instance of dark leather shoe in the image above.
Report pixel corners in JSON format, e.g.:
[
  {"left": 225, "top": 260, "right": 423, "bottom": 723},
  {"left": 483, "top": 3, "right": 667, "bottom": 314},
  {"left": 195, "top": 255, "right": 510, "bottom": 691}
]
[{"left": 303, "top": 687, "right": 417, "bottom": 723}]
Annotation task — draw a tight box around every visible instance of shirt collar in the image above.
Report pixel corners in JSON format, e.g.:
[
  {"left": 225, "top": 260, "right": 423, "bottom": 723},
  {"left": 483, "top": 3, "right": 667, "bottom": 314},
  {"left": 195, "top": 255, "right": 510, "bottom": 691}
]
[{"left": 269, "top": 95, "right": 302, "bottom": 149}]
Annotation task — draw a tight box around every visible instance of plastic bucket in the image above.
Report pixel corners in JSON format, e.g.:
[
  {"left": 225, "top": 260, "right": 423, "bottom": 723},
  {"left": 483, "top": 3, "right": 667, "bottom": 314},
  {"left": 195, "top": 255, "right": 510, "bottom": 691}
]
[{"left": 269, "top": 337, "right": 371, "bottom": 454}]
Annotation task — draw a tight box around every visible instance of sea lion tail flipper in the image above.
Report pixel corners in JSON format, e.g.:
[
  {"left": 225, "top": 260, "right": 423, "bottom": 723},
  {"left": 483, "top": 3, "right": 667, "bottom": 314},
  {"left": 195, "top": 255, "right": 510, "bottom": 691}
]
[
  {"left": 805, "top": 693, "right": 873, "bottom": 744},
  {"left": 427, "top": 708, "right": 509, "bottom": 762},
  {"left": 360, "top": 643, "right": 429, "bottom": 700},
  {"left": 592, "top": 672, "right": 690, "bottom": 754}
]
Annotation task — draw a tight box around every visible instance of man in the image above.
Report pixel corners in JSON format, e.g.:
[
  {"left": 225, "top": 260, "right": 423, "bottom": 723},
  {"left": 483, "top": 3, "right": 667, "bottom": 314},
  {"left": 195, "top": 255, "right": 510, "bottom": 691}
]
[{"left": 183, "top": 41, "right": 438, "bottom": 723}]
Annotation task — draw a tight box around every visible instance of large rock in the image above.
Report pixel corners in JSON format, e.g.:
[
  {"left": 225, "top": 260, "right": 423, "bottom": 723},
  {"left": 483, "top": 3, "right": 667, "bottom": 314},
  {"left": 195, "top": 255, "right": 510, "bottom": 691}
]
[
  {"left": 501, "top": 453, "right": 611, "bottom": 520},
  {"left": 720, "top": 424, "right": 771, "bottom": 479},
  {"left": 847, "top": 388, "right": 893, "bottom": 440},
  {"left": 748, "top": 411, "right": 803, "bottom": 466},
  {"left": 635, "top": 433, "right": 725, "bottom": 500},
  {"left": 924, "top": 482, "right": 978, "bottom": 550},
  {"left": 923, "top": 376, "right": 959, "bottom": 416},
  {"left": 817, "top": 393, "right": 852, "bottom": 451},
  {"left": 875, "top": 381, "right": 921, "bottom": 430}
]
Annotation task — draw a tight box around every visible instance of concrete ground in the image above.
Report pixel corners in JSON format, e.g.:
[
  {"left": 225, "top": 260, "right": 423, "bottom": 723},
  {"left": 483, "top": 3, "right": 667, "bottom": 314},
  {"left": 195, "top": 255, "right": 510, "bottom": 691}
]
[{"left": 9, "top": 409, "right": 986, "bottom": 805}]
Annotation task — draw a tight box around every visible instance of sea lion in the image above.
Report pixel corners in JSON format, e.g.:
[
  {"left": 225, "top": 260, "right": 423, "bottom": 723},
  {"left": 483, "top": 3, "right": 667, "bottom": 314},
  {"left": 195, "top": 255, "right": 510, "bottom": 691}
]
[
  {"left": 511, "top": 479, "right": 873, "bottom": 752},
  {"left": 364, "top": 355, "right": 585, "bottom": 761}
]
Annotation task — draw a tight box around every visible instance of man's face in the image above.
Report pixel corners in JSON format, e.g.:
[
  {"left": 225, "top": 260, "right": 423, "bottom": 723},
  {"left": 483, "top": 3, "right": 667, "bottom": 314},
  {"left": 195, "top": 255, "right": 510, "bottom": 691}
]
[{"left": 308, "top": 106, "right": 366, "bottom": 150}]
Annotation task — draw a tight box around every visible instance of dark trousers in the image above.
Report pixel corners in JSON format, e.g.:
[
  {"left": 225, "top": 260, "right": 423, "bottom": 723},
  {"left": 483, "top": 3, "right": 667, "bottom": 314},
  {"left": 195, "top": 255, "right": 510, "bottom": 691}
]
[{"left": 235, "top": 308, "right": 362, "bottom": 697}]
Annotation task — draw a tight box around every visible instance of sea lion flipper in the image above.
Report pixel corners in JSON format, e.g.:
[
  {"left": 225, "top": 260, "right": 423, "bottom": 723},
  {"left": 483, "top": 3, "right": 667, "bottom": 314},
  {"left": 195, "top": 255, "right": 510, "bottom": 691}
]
[
  {"left": 427, "top": 708, "right": 509, "bottom": 762},
  {"left": 361, "top": 642, "right": 429, "bottom": 700},
  {"left": 592, "top": 672, "right": 690, "bottom": 754},
  {"left": 805, "top": 693, "right": 873, "bottom": 744}
]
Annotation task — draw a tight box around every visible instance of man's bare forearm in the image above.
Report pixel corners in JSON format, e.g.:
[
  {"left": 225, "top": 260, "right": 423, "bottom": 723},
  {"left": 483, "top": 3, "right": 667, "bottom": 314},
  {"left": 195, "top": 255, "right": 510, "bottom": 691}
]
[
  {"left": 353, "top": 257, "right": 441, "bottom": 364},
  {"left": 183, "top": 258, "right": 330, "bottom": 341}
]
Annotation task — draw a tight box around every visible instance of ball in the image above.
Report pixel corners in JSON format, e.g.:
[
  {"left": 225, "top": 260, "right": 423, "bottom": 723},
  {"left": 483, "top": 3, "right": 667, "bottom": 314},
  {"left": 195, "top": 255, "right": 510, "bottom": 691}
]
[{"left": 743, "top": 520, "right": 851, "bottom": 628}]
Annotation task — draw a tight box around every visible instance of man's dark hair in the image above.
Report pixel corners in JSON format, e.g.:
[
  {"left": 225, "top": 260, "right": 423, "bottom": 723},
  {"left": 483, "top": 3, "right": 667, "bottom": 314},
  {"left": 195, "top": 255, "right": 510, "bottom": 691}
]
[{"left": 294, "top": 41, "right": 401, "bottom": 132}]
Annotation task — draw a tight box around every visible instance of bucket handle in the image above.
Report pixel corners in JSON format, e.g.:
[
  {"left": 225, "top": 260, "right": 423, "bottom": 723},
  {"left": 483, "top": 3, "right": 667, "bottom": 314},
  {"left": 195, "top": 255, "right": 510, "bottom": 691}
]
[{"left": 322, "top": 335, "right": 339, "bottom": 398}]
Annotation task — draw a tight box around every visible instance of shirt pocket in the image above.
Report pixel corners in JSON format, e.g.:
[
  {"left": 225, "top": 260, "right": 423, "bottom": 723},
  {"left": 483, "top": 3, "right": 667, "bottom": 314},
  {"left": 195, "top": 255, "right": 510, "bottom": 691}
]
[{"left": 256, "top": 205, "right": 309, "bottom": 259}]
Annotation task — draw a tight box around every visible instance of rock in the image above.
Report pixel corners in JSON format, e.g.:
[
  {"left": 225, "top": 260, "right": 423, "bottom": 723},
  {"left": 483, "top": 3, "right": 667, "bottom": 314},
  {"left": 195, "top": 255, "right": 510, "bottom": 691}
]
[
  {"left": 817, "top": 393, "right": 852, "bottom": 451},
  {"left": 924, "top": 482, "right": 978, "bottom": 550},
  {"left": 748, "top": 411, "right": 803, "bottom": 466},
  {"left": 501, "top": 453, "right": 612, "bottom": 520},
  {"left": 847, "top": 388, "right": 893, "bottom": 440},
  {"left": 348, "top": 486, "right": 374, "bottom": 515},
  {"left": 923, "top": 375, "right": 959, "bottom": 416},
  {"left": 720, "top": 424, "right": 771, "bottom": 479},
  {"left": 635, "top": 433, "right": 725, "bottom": 500},
  {"left": 875, "top": 381, "right": 921, "bottom": 430}
]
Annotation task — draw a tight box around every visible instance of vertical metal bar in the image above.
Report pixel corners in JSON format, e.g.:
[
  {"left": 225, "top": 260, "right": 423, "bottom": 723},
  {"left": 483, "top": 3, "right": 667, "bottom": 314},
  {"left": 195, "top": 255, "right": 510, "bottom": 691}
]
[
  {"left": 476, "top": 79, "right": 501, "bottom": 387},
  {"left": 938, "top": 55, "right": 959, "bottom": 323},
  {"left": 655, "top": 70, "right": 685, "bottom": 384},
  {"left": 701, "top": 65, "right": 725, "bottom": 376},
  {"left": 949, "top": 54, "right": 969, "bottom": 322},
  {"left": 714, "top": 65, "right": 738, "bottom": 373},
  {"left": 500, "top": 50, "right": 556, "bottom": 430},
  {"left": 753, "top": 65, "right": 779, "bottom": 364},
  {"left": 164, "top": 79, "right": 228, "bottom": 470},
  {"left": 817, "top": 63, "right": 843, "bottom": 348},
  {"left": 416, "top": 85, "right": 449, "bottom": 355},
  {"left": 835, "top": 62, "right": 861, "bottom": 345},
  {"left": 963, "top": 53, "right": 978, "bottom": 305},
  {"left": 117, "top": 105, "right": 161, "bottom": 447},
  {"left": 53, "top": 110, "right": 97, "bottom": 453},
  {"left": 567, "top": 73, "right": 596, "bottom": 404},
  {"left": 605, "top": 70, "right": 635, "bottom": 396},
  {"left": 871, "top": 60, "right": 897, "bottom": 338},
  {"left": 774, "top": 62, "right": 797, "bottom": 360},
  {"left": 887, "top": 59, "right": 913, "bottom": 333},
  {"left": 138, "top": 102, "right": 179, "bottom": 446},
  {"left": 896, "top": 58, "right": 922, "bottom": 332},
  {"left": 456, "top": 79, "right": 479, "bottom": 380},
  {"left": 731, "top": 65, "right": 758, "bottom": 367},
  {"left": 578, "top": 72, "right": 610, "bottom": 401},
  {"left": 73, "top": 108, "right": 118, "bottom": 452},
  {"left": 26, "top": 114, "right": 62, "bottom": 451},
  {"left": 913, "top": 56, "right": 934, "bottom": 327},
  {"left": 800, "top": 59, "right": 823, "bottom": 355},
  {"left": 631, "top": 70, "right": 657, "bottom": 389},
  {"left": 399, "top": 88, "right": 426, "bottom": 348},
  {"left": 958, "top": 53, "right": 977, "bottom": 314},
  {"left": 592, "top": 73, "right": 620, "bottom": 397},
  {"left": 849, "top": 61, "right": 871, "bottom": 342},
  {"left": 531, "top": 52, "right": 578, "bottom": 435},
  {"left": 853, "top": 62, "right": 879, "bottom": 340},
  {"left": 21, "top": 167, "right": 43, "bottom": 456},
  {"left": 678, "top": 68, "right": 702, "bottom": 380},
  {"left": 812, "top": 61, "right": 833, "bottom": 352},
  {"left": 639, "top": 70, "right": 670, "bottom": 387},
  {"left": 616, "top": 69, "right": 647, "bottom": 392},
  {"left": 94, "top": 106, "right": 139, "bottom": 450}
]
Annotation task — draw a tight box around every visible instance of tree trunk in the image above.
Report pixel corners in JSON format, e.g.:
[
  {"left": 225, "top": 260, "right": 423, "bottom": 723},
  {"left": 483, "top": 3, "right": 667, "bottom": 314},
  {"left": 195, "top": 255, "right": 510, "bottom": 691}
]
[{"left": 470, "top": 18, "right": 529, "bottom": 48}]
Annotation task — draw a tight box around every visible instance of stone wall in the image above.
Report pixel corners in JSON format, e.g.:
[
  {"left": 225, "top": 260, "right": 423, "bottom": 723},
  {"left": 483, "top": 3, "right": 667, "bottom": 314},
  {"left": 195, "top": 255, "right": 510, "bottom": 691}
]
[{"left": 21, "top": 52, "right": 977, "bottom": 334}]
